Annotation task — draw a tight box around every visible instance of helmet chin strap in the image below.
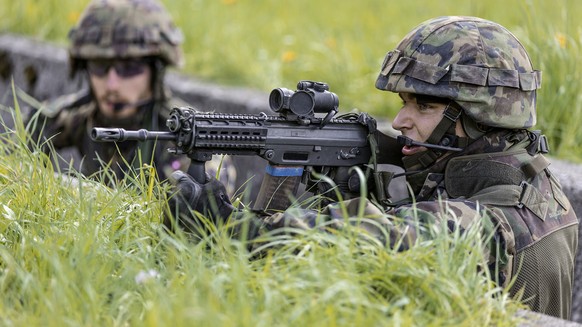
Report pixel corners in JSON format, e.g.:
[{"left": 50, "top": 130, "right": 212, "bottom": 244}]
[
  {"left": 131, "top": 59, "right": 167, "bottom": 172},
  {"left": 401, "top": 102, "right": 469, "bottom": 171},
  {"left": 397, "top": 135, "right": 463, "bottom": 152}
]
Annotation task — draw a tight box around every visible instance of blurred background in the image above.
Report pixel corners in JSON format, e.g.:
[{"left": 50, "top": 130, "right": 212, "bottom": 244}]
[{"left": 1, "top": 0, "right": 581, "bottom": 162}]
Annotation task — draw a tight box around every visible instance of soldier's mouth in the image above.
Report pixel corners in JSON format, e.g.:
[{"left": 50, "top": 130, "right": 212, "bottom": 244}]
[
  {"left": 112, "top": 102, "right": 128, "bottom": 112},
  {"left": 402, "top": 144, "right": 426, "bottom": 156}
]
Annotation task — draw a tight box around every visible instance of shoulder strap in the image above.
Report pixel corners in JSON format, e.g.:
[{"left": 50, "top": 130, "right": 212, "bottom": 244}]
[
  {"left": 41, "top": 88, "right": 93, "bottom": 118},
  {"left": 444, "top": 150, "right": 527, "bottom": 198},
  {"left": 445, "top": 150, "right": 551, "bottom": 220}
]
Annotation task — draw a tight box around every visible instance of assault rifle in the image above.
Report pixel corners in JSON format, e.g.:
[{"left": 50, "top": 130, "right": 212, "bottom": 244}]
[{"left": 91, "top": 81, "right": 402, "bottom": 211}]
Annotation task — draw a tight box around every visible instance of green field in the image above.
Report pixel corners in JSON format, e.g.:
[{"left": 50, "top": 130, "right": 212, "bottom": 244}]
[
  {"left": 0, "top": 1, "right": 577, "bottom": 325},
  {"left": 1, "top": 0, "right": 582, "bottom": 161},
  {"left": 0, "top": 107, "right": 524, "bottom": 325}
]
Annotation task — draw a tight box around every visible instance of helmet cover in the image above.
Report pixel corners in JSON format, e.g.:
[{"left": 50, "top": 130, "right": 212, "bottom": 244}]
[
  {"left": 375, "top": 16, "right": 541, "bottom": 129},
  {"left": 68, "top": 0, "right": 184, "bottom": 67}
]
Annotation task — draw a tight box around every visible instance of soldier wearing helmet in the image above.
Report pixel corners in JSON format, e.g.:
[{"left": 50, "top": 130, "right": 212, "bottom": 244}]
[
  {"left": 372, "top": 16, "right": 578, "bottom": 318},
  {"left": 166, "top": 16, "right": 578, "bottom": 319},
  {"left": 29, "top": 0, "right": 235, "bottom": 187}
]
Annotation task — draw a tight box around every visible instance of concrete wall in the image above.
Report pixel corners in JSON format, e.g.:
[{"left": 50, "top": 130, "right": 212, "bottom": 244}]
[{"left": 1, "top": 33, "right": 581, "bottom": 326}]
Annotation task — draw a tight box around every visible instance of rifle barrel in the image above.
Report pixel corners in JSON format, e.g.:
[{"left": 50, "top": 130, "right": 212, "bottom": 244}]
[{"left": 91, "top": 128, "right": 176, "bottom": 142}]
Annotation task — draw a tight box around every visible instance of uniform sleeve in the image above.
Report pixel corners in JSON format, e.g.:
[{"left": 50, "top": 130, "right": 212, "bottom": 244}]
[
  {"left": 26, "top": 110, "right": 63, "bottom": 153},
  {"left": 27, "top": 108, "right": 83, "bottom": 153},
  {"left": 240, "top": 197, "right": 512, "bottom": 284},
  {"left": 26, "top": 91, "right": 94, "bottom": 153}
]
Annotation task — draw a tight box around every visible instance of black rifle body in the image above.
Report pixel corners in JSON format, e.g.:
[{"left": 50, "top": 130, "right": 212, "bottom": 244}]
[
  {"left": 92, "top": 86, "right": 404, "bottom": 211},
  {"left": 92, "top": 107, "right": 376, "bottom": 211}
]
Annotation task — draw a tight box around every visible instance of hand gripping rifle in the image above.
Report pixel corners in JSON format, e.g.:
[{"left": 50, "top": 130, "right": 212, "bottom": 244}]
[{"left": 91, "top": 81, "right": 402, "bottom": 212}]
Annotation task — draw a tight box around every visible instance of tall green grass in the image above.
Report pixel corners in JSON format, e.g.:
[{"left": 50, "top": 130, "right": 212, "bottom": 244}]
[
  {"left": 0, "top": 3, "right": 572, "bottom": 324},
  {"left": 1, "top": 0, "right": 581, "bottom": 161},
  {"left": 0, "top": 102, "right": 526, "bottom": 325}
]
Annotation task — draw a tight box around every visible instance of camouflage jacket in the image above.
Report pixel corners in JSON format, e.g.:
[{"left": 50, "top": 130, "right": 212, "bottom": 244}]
[
  {"left": 28, "top": 89, "right": 193, "bottom": 183},
  {"left": 248, "top": 129, "right": 578, "bottom": 319}
]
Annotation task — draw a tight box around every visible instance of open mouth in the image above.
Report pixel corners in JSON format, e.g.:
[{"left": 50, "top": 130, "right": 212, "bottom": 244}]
[
  {"left": 100, "top": 99, "right": 128, "bottom": 112},
  {"left": 112, "top": 102, "right": 128, "bottom": 112},
  {"left": 401, "top": 144, "right": 426, "bottom": 156}
]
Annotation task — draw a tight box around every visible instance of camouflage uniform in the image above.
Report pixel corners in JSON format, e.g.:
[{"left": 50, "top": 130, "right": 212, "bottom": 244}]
[
  {"left": 28, "top": 0, "right": 235, "bottom": 186},
  {"left": 30, "top": 89, "right": 195, "bottom": 182},
  {"left": 165, "top": 16, "right": 577, "bottom": 319},
  {"left": 271, "top": 128, "right": 576, "bottom": 319},
  {"left": 243, "top": 17, "right": 578, "bottom": 319}
]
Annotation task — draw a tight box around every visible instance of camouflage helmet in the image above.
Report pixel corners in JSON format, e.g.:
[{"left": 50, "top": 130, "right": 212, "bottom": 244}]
[
  {"left": 375, "top": 16, "right": 542, "bottom": 129},
  {"left": 68, "top": 0, "right": 184, "bottom": 67}
]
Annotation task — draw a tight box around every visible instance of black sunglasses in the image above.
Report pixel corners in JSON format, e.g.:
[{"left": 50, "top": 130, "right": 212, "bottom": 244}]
[{"left": 86, "top": 59, "right": 150, "bottom": 78}]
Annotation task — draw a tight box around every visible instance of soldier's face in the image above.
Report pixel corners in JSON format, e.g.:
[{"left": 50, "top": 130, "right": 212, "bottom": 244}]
[
  {"left": 392, "top": 93, "right": 465, "bottom": 156},
  {"left": 88, "top": 59, "right": 153, "bottom": 119}
]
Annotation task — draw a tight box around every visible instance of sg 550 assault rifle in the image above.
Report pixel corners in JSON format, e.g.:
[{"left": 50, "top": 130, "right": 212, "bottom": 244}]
[{"left": 91, "top": 81, "right": 403, "bottom": 211}]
